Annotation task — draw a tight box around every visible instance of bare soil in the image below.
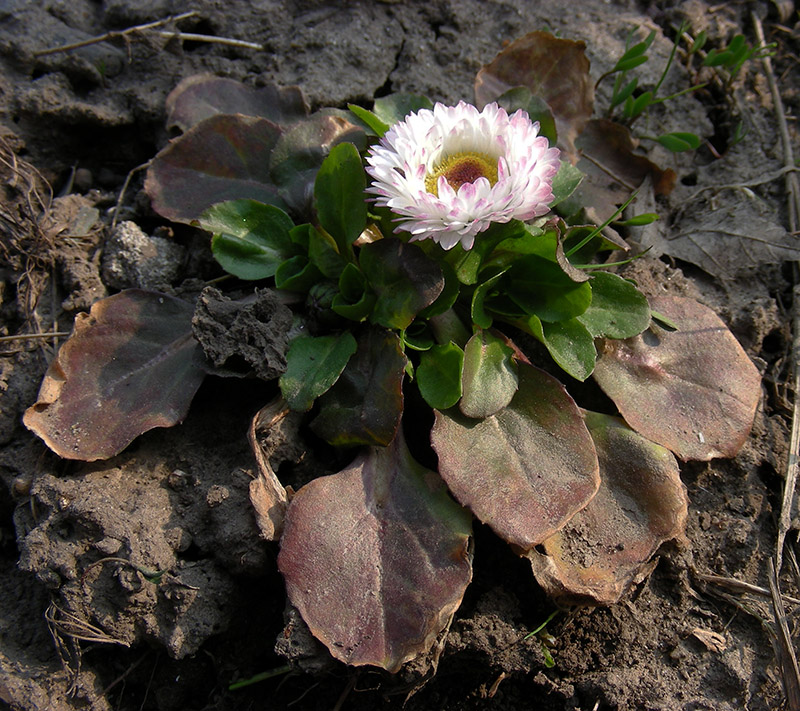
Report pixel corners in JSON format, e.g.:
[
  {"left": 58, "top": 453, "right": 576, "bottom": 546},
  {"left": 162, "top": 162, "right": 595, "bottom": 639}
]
[{"left": 1, "top": 1, "right": 798, "bottom": 709}]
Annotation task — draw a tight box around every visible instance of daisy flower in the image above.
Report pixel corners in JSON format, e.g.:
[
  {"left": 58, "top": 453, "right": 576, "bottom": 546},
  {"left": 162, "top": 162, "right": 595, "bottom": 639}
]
[{"left": 365, "top": 101, "right": 560, "bottom": 250}]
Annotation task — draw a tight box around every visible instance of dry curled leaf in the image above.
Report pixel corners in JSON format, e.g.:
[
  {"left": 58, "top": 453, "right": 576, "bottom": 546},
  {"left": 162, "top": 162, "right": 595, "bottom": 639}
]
[
  {"left": 475, "top": 31, "right": 593, "bottom": 152},
  {"left": 247, "top": 399, "right": 290, "bottom": 541}
]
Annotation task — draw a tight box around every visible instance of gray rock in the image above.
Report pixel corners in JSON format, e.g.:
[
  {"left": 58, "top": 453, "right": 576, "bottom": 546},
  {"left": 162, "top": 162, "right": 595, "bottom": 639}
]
[{"left": 101, "top": 220, "right": 185, "bottom": 290}]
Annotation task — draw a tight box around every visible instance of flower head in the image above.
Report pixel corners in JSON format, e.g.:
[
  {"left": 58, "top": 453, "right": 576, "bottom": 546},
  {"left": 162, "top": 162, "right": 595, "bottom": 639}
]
[{"left": 365, "top": 101, "right": 561, "bottom": 250}]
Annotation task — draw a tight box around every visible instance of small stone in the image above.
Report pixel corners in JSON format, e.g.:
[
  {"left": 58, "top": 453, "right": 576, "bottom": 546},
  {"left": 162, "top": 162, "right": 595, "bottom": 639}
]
[
  {"left": 101, "top": 220, "right": 185, "bottom": 290},
  {"left": 206, "top": 485, "right": 230, "bottom": 508},
  {"left": 165, "top": 527, "right": 192, "bottom": 553},
  {"left": 95, "top": 537, "right": 122, "bottom": 555}
]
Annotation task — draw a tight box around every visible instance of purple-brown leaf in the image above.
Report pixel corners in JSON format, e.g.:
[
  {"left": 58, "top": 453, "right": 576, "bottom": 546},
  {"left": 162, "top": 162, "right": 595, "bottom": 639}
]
[
  {"left": 23, "top": 290, "right": 207, "bottom": 461},
  {"left": 311, "top": 327, "right": 407, "bottom": 447},
  {"left": 593, "top": 295, "right": 762, "bottom": 461},
  {"left": 145, "top": 114, "right": 287, "bottom": 224},
  {"left": 165, "top": 74, "right": 309, "bottom": 134},
  {"left": 278, "top": 432, "right": 473, "bottom": 672},
  {"left": 431, "top": 363, "right": 599, "bottom": 551},
  {"left": 528, "top": 412, "right": 688, "bottom": 605},
  {"left": 475, "top": 31, "right": 593, "bottom": 151}
]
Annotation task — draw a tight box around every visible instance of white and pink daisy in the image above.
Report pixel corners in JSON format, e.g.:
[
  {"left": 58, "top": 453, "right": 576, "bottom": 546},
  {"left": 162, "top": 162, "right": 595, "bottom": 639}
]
[{"left": 365, "top": 101, "right": 560, "bottom": 250}]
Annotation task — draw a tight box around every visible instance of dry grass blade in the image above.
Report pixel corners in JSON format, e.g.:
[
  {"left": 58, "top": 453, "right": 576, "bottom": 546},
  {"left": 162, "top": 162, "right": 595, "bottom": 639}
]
[
  {"left": 697, "top": 571, "right": 800, "bottom": 606},
  {"left": 768, "top": 559, "right": 800, "bottom": 711},
  {"left": 45, "top": 601, "right": 129, "bottom": 696},
  {"left": 33, "top": 11, "right": 199, "bottom": 56},
  {"left": 45, "top": 601, "right": 129, "bottom": 647}
]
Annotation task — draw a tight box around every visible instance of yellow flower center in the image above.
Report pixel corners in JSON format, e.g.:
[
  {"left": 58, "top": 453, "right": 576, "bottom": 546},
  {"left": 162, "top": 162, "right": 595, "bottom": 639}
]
[{"left": 425, "top": 152, "right": 499, "bottom": 196}]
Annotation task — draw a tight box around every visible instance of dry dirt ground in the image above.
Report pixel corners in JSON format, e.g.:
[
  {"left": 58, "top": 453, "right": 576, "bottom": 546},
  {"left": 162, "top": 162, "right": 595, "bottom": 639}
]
[{"left": 1, "top": 0, "right": 800, "bottom": 709}]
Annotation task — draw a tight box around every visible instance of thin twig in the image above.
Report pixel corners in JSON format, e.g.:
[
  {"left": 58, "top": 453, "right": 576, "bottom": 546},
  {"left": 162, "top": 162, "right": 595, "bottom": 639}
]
[
  {"left": 33, "top": 12, "right": 199, "bottom": 57},
  {"left": 110, "top": 161, "right": 150, "bottom": 231},
  {"left": 151, "top": 31, "right": 263, "bottom": 51},
  {"left": 0, "top": 331, "right": 70, "bottom": 343}
]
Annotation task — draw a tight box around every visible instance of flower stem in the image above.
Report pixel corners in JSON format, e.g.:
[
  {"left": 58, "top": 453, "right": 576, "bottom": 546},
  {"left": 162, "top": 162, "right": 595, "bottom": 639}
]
[{"left": 429, "top": 309, "right": 470, "bottom": 348}]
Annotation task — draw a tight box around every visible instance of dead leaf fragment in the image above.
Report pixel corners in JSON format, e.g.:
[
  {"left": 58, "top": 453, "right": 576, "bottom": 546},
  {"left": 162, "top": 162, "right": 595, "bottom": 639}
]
[
  {"left": 690, "top": 627, "right": 727, "bottom": 653},
  {"left": 475, "top": 31, "right": 593, "bottom": 152},
  {"left": 247, "top": 399, "right": 290, "bottom": 541}
]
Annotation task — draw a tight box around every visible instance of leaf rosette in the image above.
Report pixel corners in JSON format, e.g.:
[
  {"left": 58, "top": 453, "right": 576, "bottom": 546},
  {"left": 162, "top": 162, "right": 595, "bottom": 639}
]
[{"left": 24, "top": 31, "right": 764, "bottom": 677}]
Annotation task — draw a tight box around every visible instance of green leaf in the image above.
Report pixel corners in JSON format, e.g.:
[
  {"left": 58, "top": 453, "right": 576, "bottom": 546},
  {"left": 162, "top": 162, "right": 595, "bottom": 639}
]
[
  {"left": 403, "top": 320, "right": 435, "bottom": 351},
  {"left": 445, "top": 221, "right": 526, "bottom": 285},
  {"left": 471, "top": 270, "right": 508, "bottom": 329},
  {"left": 612, "top": 54, "right": 649, "bottom": 73},
  {"left": 417, "top": 343, "right": 464, "bottom": 410},
  {"left": 614, "top": 213, "right": 659, "bottom": 227},
  {"left": 347, "top": 104, "right": 390, "bottom": 136},
  {"left": 200, "top": 199, "right": 295, "bottom": 280},
  {"left": 577, "top": 271, "right": 651, "bottom": 339},
  {"left": 314, "top": 142, "right": 367, "bottom": 260},
  {"left": 311, "top": 328, "right": 407, "bottom": 447},
  {"left": 614, "top": 30, "right": 656, "bottom": 67},
  {"left": 280, "top": 332, "right": 358, "bottom": 411},
  {"left": 549, "top": 161, "right": 584, "bottom": 208},
  {"left": 274, "top": 255, "right": 322, "bottom": 292},
  {"left": 624, "top": 90, "right": 653, "bottom": 119},
  {"left": 522, "top": 315, "right": 597, "bottom": 381},
  {"left": 332, "top": 263, "right": 376, "bottom": 322},
  {"left": 460, "top": 330, "right": 518, "bottom": 418},
  {"left": 655, "top": 132, "right": 702, "bottom": 152},
  {"left": 301, "top": 224, "right": 347, "bottom": 279},
  {"left": 609, "top": 77, "right": 638, "bottom": 110},
  {"left": 690, "top": 31, "right": 707, "bottom": 55},
  {"left": 360, "top": 238, "right": 444, "bottom": 330},
  {"left": 372, "top": 94, "right": 434, "bottom": 127},
  {"left": 508, "top": 255, "right": 593, "bottom": 322}
]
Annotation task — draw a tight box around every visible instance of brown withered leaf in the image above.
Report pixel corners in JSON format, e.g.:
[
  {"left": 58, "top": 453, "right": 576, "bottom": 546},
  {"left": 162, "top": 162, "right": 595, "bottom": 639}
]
[
  {"left": 528, "top": 412, "right": 688, "bottom": 605},
  {"left": 565, "top": 119, "right": 676, "bottom": 222},
  {"left": 475, "top": 31, "right": 593, "bottom": 152},
  {"left": 593, "top": 295, "right": 762, "bottom": 461},
  {"left": 24, "top": 290, "right": 207, "bottom": 461}
]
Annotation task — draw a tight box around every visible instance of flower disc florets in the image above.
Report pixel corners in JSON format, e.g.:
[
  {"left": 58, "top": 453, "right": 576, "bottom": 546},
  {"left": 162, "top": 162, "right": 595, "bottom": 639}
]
[{"left": 365, "top": 101, "right": 561, "bottom": 250}]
